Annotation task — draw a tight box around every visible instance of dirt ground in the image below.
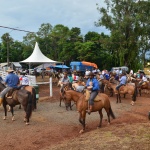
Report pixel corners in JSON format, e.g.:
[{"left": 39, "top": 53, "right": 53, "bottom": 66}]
[{"left": 0, "top": 77, "right": 149, "bottom": 150}]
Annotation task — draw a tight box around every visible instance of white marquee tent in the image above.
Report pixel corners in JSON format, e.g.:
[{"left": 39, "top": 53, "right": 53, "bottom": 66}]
[{"left": 20, "top": 42, "right": 62, "bottom": 64}]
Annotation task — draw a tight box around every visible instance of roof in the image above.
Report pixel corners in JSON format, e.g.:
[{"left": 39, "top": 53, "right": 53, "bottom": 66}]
[
  {"left": 54, "top": 65, "right": 69, "bottom": 69},
  {"left": 0, "top": 63, "right": 8, "bottom": 67},
  {"left": 20, "top": 42, "right": 62, "bottom": 64},
  {"left": 70, "top": 62, "right": 83, "bottom": 66},
  {"left": 11, "top": 62, "right": 22, "bottom": 67},
  {"left": 82, "top": 61, "right": 98, "bottom": 68}
]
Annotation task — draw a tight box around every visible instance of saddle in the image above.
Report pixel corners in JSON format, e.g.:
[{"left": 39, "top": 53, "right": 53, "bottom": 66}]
[
  {"left": 141, "top": 81, "right": 147, "bottom": 86},
  {"left": 5, "top": 88, "right": 18, "bottom": 99},
  {"left": 85, "top": 89, "right": 101, "bottom": 102}
]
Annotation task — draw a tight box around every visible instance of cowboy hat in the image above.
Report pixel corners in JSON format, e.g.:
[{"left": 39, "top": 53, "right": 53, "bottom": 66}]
[{"left": 6, "top": 69, "right": 14, "bottom": 73}]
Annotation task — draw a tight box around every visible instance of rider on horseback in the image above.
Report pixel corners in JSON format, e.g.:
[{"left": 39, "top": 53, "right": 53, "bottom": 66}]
[
  {"left": 86, "top": 72, "right": 100, "bottom": 115},
  {"left": 0, "top": 69, "right": 20, "bottom": 106},
  {"left": 116, "top": 71, "right": 127, "bottom": 91}
]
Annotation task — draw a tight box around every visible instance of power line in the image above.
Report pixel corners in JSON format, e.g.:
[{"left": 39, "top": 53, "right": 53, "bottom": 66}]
[{"left": 0, "top": 25, "right": 35, "bottom": 33}]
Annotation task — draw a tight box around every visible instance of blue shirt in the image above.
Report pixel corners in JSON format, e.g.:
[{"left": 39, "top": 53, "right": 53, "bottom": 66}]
[
  {"left": 120, "top": 75, "right": 127, "bottom": 85},
  {"left": 5, "top": 73, "right": 19, "bottom": 88},
  {"left": 86, "top": 78, "right": 100, "bottom": 91}
]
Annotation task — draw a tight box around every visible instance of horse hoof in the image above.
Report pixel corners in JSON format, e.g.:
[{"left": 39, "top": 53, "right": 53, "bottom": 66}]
[
  {"left": 79, "top": 129, "right": 84, "bottom": 134},
  {"left": 12, "top": 118, "right": 15, "bottom": 121},
  {"left": 26, "top": 122, "right": 29, "bottom": 125},
  {"left": 3, "top": 117, "right": 6, "bottom": 120},
  {"left": 79, "top": 130, "right": 84, "bottom": 134}
]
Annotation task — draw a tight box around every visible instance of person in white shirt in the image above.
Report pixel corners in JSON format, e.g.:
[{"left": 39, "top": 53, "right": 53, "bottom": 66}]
[
  {"left": 139, "top": 73, "right": 147, "bottom": 85},
  {"left": 19, "top": 73, "right": 29, "bottom": 86}
]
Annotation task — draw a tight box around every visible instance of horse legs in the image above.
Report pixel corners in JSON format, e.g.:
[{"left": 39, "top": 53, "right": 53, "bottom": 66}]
[
  {"left": 10, "top": 106, "right": 15, "bottom": 121},
  {"left": 3, "top": 103, "right": 7, "bottom": 120},
  {"left": 119, "top": 94, "right": 121, "bottom": 103},
  {"left": 79, "top": 111, "right": 86, "bottom": 134},
  {"left": 97, "top": 109, "right": 103, "bottom": 128},
  {"left": 116, "top": 94, "right": 118, "bottom": 103}
]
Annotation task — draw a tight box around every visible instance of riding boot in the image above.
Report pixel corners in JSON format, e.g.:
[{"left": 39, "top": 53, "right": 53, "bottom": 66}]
[
  {"left": 87, "top": 105, "right": 93, "bottom": 115},
  {"left": 0, "top": 97, "right": 3, "bottom": 106}
]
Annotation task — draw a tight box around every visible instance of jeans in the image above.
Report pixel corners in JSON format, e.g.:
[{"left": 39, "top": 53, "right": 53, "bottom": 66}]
[
  {"left": 116, "top": 84, "right": 125, "bottom": 90},
  {"left": 89, "top": 90, "right": 98, "bottom": 105},
  {"left": 0, "top": 87, "right": 13, "bottom": 98}
]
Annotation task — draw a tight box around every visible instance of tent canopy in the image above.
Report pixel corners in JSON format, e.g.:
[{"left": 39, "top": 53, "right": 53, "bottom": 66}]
[
  {"left": 20, "top": 42, "right": 62, "bottom": 64},
  {"left": 54, "top": 65, "right": 69, "bottom": 69}
]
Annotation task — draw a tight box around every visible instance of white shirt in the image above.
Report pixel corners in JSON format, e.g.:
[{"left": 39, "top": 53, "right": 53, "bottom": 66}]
[
  {"left": 85, "top": 70, "right": 90, "bottom": 76},
  {"left": 20, "top": 76, "right": 29, "bottom": 85},
  {"left": 142, "top": 76, "right": 147, "bottom": 82}
]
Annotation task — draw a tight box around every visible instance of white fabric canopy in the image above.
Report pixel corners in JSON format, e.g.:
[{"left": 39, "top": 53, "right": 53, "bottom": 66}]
[{"left": 20, "top": 42, "right": 61, "bottom": 64}]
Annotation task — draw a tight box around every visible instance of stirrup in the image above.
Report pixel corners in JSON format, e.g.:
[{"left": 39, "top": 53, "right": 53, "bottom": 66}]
[{"left": 86, "top": 109, "right": 91, "bottom": 115}]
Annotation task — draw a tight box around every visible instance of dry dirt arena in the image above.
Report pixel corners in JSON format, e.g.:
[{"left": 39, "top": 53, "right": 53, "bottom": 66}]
[{"left": 0, "top": 82, "right": 149, "bottom": 150}]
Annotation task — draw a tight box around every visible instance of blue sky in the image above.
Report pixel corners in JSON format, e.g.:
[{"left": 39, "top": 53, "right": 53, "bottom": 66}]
[{"left": 0, "top": 0, "right": 109, "bottom": 41}]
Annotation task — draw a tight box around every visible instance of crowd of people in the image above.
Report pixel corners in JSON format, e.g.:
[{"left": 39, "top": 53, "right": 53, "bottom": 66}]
[{"left": 0, "top": 67, "right": 149, "bottom": 116}]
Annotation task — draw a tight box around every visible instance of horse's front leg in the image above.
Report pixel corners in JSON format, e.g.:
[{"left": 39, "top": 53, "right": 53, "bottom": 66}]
[
  {"left": 3, "top": 103, "right": 7, "bottom": 120},
  {"left": 10, "top": 106, "right": 15, "bottom": 121},
  {"left": 119, "top": 94, "right": 121, "bottom": 103},
  {"left": 116, "top": 94, "right": 118, "bottom": 103},
  {"left": 79, "top": 111, "right": 86, "bottom": 134},
  {"left": 98, "top": 109, "right": 103, "bottom": 128}
]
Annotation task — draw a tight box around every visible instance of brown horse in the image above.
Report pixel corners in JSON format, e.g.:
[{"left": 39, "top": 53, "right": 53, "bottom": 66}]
[
  {"left": 127, "top": 77, "right": 150, "bottom": 96},
  {"left": 0, "top": 82, "right": 33, "bottom": 124},
  {"left": 59, "top": 83, "right": 74, "bottom": 110},
  {"left": 8, "top": 85, "right": 37, "bottom": 111},
  {"left": 105, "top": 79, "right": 137, "bottom": 105},
  {"left": 62, "top": 90, "right": 115, "bottom": 133}
]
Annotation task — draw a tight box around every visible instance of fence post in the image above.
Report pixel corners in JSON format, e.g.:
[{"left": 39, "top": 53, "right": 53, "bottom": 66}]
[{"left": 49, "top": 77, "right": 52, "bottom": 97}]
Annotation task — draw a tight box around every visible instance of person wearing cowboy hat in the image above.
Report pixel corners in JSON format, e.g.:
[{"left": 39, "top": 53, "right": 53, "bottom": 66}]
[
  {"left": 86, "top": 72, "right": 100, "bottom": 115},
  {"left": 60, "top": 72, "right": 70, "bottom": 92},
  {"left": 0, "top": 69, "right": 20, "bottom": 106}
]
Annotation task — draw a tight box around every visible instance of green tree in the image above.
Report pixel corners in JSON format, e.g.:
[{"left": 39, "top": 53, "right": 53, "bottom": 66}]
[{"left": 96, "top": 0, "right": 150, "bottom": 71}]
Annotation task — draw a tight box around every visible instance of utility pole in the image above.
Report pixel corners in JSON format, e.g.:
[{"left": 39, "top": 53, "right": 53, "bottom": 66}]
[{"left": 7, "top": 34, "right": 9, "bottom": 67}]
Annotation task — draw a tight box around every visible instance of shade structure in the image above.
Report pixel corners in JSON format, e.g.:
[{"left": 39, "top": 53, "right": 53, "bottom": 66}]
[
  {"left": 82, "top": 61, "right": 98, "bottom": 68},
  {"left": 54, "top": 65, "right": 69, "bottom": 69},
  {"left": 20, "top": 42, "right": 62, "bottom": 64}
]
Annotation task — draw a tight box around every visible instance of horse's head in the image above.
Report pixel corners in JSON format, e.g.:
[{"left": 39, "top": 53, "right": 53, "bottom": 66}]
[{"left": 62, "top": 90, "right": 72, "bottom": 110}]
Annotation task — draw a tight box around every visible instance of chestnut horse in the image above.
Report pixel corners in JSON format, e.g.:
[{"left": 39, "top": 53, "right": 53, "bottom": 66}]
[
  {"left": 59, "top": 83, "right": 74, "bottom": 110},
  {"left": 0, "top": 82, "right": 33, "bottom": 124},
  {"left": 105, "top": 79, "right": 137, "bottom": 105},
  {"left": 62, "top": 90, "right": 115, "bottom": 133}
]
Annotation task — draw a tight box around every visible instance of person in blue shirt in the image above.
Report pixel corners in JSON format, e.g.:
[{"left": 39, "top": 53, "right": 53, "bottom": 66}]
[
  {"left": 116, "top": 71, "right": 127, "bottom": 90},
  {"left": 0, "top": 69, "right": 19, "bottom": 106},
  {"left": 86, "top": 72, "right": 100, "bottom": 115}
]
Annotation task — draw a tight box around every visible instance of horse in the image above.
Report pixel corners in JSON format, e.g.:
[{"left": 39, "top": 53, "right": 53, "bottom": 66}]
[
  {"left": 0, "top": 82, "right": 34, "bottom": 124},
  {"left": 105, "top": 78, "right": 137, "bottom": 105},
  {"left": 62, "top": 90, "right": 115, "bottom": 133},
  {"left": 7, "top": 85, "right": 37, "bottom": 112},
  {"left": 59, "top": 83, "right": 74, "bottom": 110},
  {"left": 127, "top": 77, "right": 150, "bottom": 96}
]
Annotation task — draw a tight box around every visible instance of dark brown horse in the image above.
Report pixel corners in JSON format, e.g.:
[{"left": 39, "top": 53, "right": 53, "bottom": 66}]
[
  {"left": 62, "top": 90, "right": 115, "bottom": 133},
  {"left": 0, "top": 82, "right": 33, "bottom": 124}
]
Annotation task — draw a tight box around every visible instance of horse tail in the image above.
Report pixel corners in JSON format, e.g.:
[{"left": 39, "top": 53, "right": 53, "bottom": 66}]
[
  {"left": 132, "top": 86, "right": 137, "bottom": 101},
  {"left": 109, "top": 107, "right": 115, "bottom": 119},
  {"left": 32, "top": 87, "right": 37, "bottom": 110},
  {"left": 26, "top": 91, "right": 33, "bottom": 119}
]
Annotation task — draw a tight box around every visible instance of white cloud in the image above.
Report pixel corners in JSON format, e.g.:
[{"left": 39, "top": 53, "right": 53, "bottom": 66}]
[{"left": 0, "top": 0, "right": 109, "bottom": 41}]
